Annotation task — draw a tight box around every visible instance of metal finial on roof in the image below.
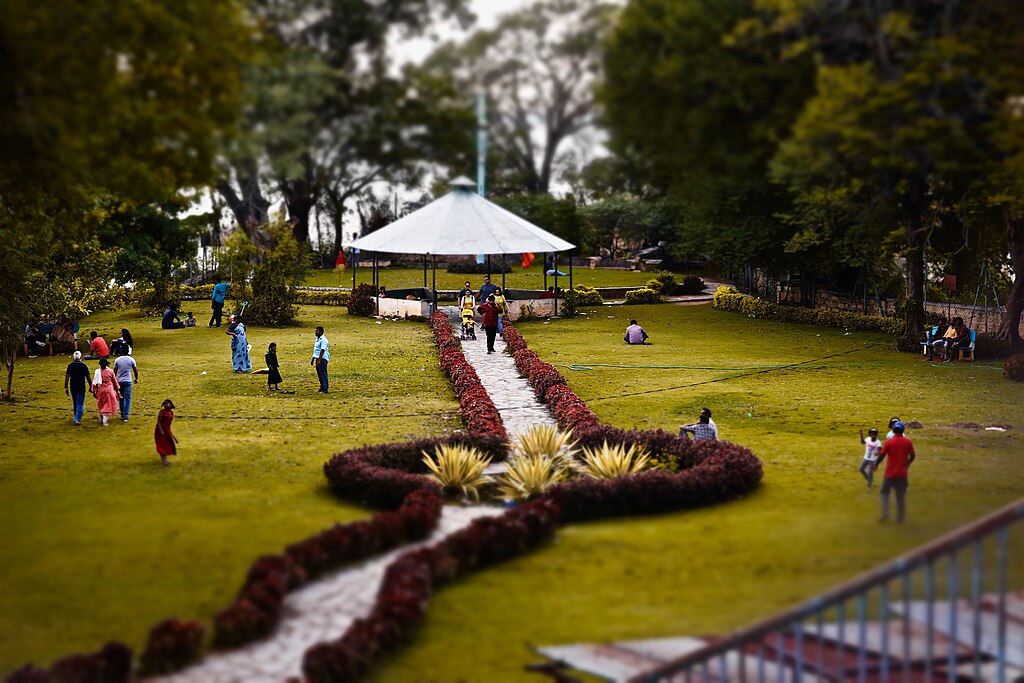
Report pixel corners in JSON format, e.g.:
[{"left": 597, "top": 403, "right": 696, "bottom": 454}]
[{"left": 448, "top": 175, "right": 477, "bottom": 190}]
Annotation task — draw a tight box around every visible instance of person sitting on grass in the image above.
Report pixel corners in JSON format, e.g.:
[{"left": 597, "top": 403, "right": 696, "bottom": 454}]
[
  {"left": 624, "top": 320, "right": 650, "bottom": 345},
  {"left": 680, "top": 411, "right": 717, "bottom": 441},
  {"left": 185, "top": 312, "right": 197, "bottom": 327},
  {"left": 161, "top": 306, "right": 185, "bottom": 330},
  {"left": 84, "top": 330, "right": 110, "bottom": 360}
]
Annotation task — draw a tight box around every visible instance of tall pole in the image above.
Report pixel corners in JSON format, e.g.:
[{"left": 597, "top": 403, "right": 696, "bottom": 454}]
[{"left": 476, "top": 90, "right": 487, "bottom": 198}]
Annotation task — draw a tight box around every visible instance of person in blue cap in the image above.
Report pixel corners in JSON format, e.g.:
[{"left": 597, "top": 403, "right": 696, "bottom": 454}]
[{"left": 875, "top": 421, "right": 917, "bottom": 523}]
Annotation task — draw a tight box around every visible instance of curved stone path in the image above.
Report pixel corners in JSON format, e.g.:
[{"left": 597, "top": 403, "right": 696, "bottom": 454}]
[{"left": 150, "top": 316, "right": 555, "bottom": 682}]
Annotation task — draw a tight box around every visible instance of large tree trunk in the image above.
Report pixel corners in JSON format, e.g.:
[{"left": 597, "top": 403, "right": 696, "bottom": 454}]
[
  {"left": 996, "top": 215, "right": 1024, "bottom": 350},
  {"left": 216, "top": 160, "right": 271, "bottom": 242},
  {"left": 901, "top": 174, "right": 928, "bottom": 337},
  {"left": 3, "top": 343, "right": 15, "bottom": 398},
  {"left": 279, "top": 157, "right": 317, "bottom": 245}
]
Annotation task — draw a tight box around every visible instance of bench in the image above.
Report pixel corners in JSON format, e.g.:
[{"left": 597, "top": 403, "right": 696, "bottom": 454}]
[{"left": 921, "top": 326, "right": 975, "bottom": 361}]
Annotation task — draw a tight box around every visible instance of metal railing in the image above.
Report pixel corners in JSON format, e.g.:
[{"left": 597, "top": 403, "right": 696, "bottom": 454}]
[{"left": 632, "top": 498, "right": 1024, "bottom": 683}]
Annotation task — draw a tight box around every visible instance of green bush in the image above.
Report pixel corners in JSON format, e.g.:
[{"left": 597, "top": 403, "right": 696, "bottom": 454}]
[
  {"left": 624, "top": 288, "right": 662, "bottom": 305},
  {"left": 712, "top": 286, "right": 905, "bottom": 335},
  {"left": 679, "top": 275, "right": 705, "bottom": 295},
  {"left": 248, "top": 262, "right": 297, "bottom": 326},
  {"left": 645, "top": 272, "right": 678, "bottom": 295},
  {"left": 347, "top": 283, "right": 377, "bottom": 317},
  {"left": 895, "top": 335, "right": 922, "bottom": 353},
  {"left": 294, "top": 290, "right": 350, "bottom": 306},
  {"left": 137, "top": 280, "right": 181, "bottom": 316},
  {"left": 178, "top": 284, "right": 216, "bottom": 301},
  {"left": 573, "top": 286, "right": 603, "bottom": 306},
  {"left": 1004, "top": 354, "right": 1024, "bottom": 382}
]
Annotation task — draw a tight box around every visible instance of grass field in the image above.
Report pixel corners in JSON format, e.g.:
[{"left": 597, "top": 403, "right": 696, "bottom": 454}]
[
  {"left": 302, "top": 264, "right": 691, "bottom": 291},
  {"left": 1, "top": 301, "right": 1022, "bottom": 679}
]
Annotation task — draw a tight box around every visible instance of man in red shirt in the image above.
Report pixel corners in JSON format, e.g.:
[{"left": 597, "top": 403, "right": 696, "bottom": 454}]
[
  {"left": 84, "top": 331, "right": 110, "bottom": 360},
  {"left": 874, "top": 421, "right": 916, "bottom": 523},
  {"left": 477, "top": 294, "right": 500, "bottom": 354}
]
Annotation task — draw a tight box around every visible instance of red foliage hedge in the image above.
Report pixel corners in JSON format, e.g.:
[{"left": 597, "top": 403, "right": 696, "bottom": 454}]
[
  {"left": 1004, "top": 353, "right": 1024, "bottom": 381},
  {"left": 139, "top": 619, "right": 206, "bottom": 676},
  {"left": 301, "top": 498, "right": 561, "bottom": 683},
  {"left": 49, "top": 642, "right": 132, "bottom": 683},
  {"left": 211, "top": 490, "right": 444, "bottom": 650}
]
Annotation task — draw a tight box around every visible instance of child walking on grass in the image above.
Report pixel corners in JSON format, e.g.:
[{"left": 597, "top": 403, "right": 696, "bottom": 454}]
[
  {"left": 858, "top": 427, "right": 882, "bottom": 487},
  {"left": 155, "top": 399, "right": 178, "bottom": 466},
  {"left": 266, "top": 342, "right": 283, "bottom": 391}
]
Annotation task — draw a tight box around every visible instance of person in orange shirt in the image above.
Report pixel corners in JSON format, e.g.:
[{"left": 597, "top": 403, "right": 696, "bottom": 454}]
[
  {"left": 84, "top": 330, "right": 110, "bottom": 360},
  {"left": 874, "top": 421, "right": 917, "bottom": 523}
]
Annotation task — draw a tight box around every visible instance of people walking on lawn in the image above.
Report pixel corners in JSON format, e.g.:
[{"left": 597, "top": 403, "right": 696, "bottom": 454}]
[
  {"left": 227, "top": 316, "right": 252, "bottom": 373},
  {"left": 64, "top": 351, "right": 91, "bottom": 426},
  {"left": 858, "top": 427, "right": 882, "bottom": 488},
  {"left": 493, "top": 286, "right": 508, "bottom": 336},
  {"left": 113, "top": 352, "right": 139, "bottom": 422},
  {"left": 209, "top": 277, "right": 231, "bottom": 327},
  {"left": 85, "top": 330, "right": 110, "bottom": 360},
  {"left": 161, "top": 306, "right": 185, "bottom": 330},
  {"left": 266, "top": 343, "right": 283, "bottom": 391},
  {"left": 155, "top": 399, "right": 178, "bottom": 466},
  {"left": 624, "top": 320, "right": 650, "bottom": 345},
  {"left": 875, "top": 421, "right": 916, "bottom": 523},
  {"left": 680, "top": 410, "right": 717, "bottom": 441},
  {"left": 90, "top": 357, "right": 121, "bottom": 426},
  {"left": 311, "top": 326, "right": 330, "bottom": 393},
  {"left": 478, "top": 274, "right": 497, "bottom": 303},
  {"left": 477, "top": 294, "right": 500, "bottom": 354}
]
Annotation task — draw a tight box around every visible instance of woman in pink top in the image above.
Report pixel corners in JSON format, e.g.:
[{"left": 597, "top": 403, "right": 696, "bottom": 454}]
[{"left": 91, "top": 357, "right": 121, "bottom": 426}]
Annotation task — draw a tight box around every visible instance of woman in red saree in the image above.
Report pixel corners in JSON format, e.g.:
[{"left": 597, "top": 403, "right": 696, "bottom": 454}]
[
  {"left": 90, "top": 357, "right": 120, "bottom": 426},
  {"left": 155, "top": 399, "right": 179, "bottom": 465}
]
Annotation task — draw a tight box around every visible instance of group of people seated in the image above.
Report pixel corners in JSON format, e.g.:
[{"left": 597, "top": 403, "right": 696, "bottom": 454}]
[
  {"left": 162, "top": 307, "right": 197, "bottom": 329},
  {"left": 923, "top": 316, "right": 971, "bottom": 362},
  {"left": 21, "top": 320, "right": 80, "bottom": 358},
  {"left": 84, "top": 329, "right": 135, "bottom": 360}
]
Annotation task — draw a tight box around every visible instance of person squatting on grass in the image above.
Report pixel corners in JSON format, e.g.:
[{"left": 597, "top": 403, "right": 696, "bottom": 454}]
[
  {"left": 155, "top": 399, "right": 178, "bottom": 466},
  {"left": 113, "top": 352, "right": 139, "bottom": 422},
  {"left": 91, "top": 357, "right": 121, "bottom": 426},
  {"left": 64, "top": 351, "right": 91, "bottom": 426},
  {"left": 478, "top": 295, "right": 500, "bottom": 354},
  {"left": 266, "top": 343, "right": 283, "bottom": 391},
  {"left": 624, "top": 319, "right": 650, "bottom": 345},
  {"left": 858, "top": 427, "right": 882, "bottom": 488},
  {"left": 875, "top": 421, "right": 916, "bottom": 523},
  {"left": 312, "top": 326, "right": 330, "bottom": 393}
]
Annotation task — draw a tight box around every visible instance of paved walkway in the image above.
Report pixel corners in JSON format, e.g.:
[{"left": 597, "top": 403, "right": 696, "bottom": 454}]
[{"left": 148, "top": 316, "right": 555, "bottom": 681}]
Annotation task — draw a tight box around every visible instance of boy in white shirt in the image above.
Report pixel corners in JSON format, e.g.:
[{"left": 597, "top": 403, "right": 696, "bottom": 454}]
[{"left": 858, "top": 427, "right": 882, "bottom": 488}]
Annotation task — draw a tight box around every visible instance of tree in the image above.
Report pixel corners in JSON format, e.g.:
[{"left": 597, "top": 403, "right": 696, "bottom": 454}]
[
  {"left": 492, "top": 194, "right": 587, "bottom": 250},
  {"left": 248, "top": 222, "right": 310, "bottom": 326},
  {"left": 600, "top": 0, "right": 815, "bottom": 275},
  {"left": 424, "top": 0, "right": 616, "bottom": 195},
  {"left": 217, "top": 0, "right": 474, "bottom": 247}
]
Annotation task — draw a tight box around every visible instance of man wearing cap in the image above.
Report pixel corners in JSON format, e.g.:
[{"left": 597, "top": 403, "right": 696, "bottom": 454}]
[
  {"left": 874, "top": 421, "right": 916, "bottom": 523},
  {"left": 64, "top": 351, "right": 91, "bottom": 426}
]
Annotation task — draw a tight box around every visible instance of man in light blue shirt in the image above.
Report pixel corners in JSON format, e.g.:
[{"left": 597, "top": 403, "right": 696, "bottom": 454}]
[
  {"left": 311, "top": 326, "right": 330, "bottom": 393},
  {"left": 209, "top": 277, "right": 231, "bottom": 328}
]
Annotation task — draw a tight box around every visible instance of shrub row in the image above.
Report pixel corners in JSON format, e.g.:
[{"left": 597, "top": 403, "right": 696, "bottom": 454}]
[
  {"left": 5, "top": 643, "right": 133, "bottom": 683},
  {"left": 712, "top": 286, "right": 906, "bottom": 335},
  {"left": 431, "top": 311, "right": 508, "bottom": 442},
  {"left": 135, "top": 286, "right": 353, "bottom": 308},
  {"left": 295, "top": 289, "right": 351, "bottom": 306},
  {"left": 211, "top": 490, "right": 443, "bottom": 651},
  {"left": 624, "top": 287, "right": 662, "bottom": 304},
  {"left": 301, "top": 498, "right": 561, "bottom": 683}
]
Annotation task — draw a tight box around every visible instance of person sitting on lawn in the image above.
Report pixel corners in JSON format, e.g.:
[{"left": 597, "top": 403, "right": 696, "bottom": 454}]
[
  {"left": 22, "top": 322, "right": 48, "bottom": 358},
  {"left": 84, "top": 330, "right": 110, "bottom": 360},
  {"left": 161, "top": 306, "right": 185, "bottom": 330},
  {"left": 680, "top": 412, "right": 717, "bottom": 441},
  {"left": 184, "top": 312, "right": 197, "bottom": 327},
  {"left": 624, "top": 320, "right": 650, "bottom": 345}
]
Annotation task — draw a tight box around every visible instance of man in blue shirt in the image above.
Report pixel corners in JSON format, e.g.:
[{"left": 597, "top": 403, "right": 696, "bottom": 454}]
[
  {"left": 209, "top": 277, "right": 232, "bottom": 327},
  {"left": 478, "top": 274, "right": 498, "bottom": 302},
  {"left": 311, "top": 326, "right": 330, "bottom": 393}
]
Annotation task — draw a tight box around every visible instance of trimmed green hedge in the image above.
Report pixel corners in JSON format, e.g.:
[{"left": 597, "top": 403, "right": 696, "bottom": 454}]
[
  {"left": 712, "top": 286, "right": 905, "bottom": 335},
  {"left": 137, "top": 286, "right": 350, "bottom": 307},
  {"left": 624, "top": 287, "right": 662, "bottom": 305}
]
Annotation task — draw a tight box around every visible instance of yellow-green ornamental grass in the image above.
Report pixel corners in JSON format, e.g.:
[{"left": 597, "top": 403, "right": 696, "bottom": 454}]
[
  {"left": 422, "top": 444, "right": 490, "bottom": 501},
  {"left": 497, "top": 425, "right": 577, "bottom": 501},
  {"left": 577, "top": 441, "right": 651, "bottom": 478}
]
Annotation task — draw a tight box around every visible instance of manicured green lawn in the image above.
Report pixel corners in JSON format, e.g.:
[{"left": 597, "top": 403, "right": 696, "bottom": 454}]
[
  {"left": 373, "top": 303, "right": 1024, "bottom": 682},
  {"left": 2, "top": 301, "right": 1021, "bottom": 680},
  {"left": 0, "top": 305, "right": 460, "bottom": 671},
  {"left": 302, "top": 264, "right": 687, "bottom": 291}
]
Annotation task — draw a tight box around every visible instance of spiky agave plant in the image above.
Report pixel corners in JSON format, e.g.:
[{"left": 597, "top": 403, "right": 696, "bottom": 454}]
[
  {"left": 497, "top": 453, "right": 571, "bottom": 501},
  {"left": 578, "top": 440, "right": 651, "bottom": 478},
  {"left": 422, "top": 444, "right": 491, "bottom": 502},
  {"left": 511, "top": 424, "right": 579, "bottom": 463}
]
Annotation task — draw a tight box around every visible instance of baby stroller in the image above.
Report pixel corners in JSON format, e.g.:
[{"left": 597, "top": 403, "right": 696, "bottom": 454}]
[{"left": 460, "top": 308, "right": 477, "bottom": 340}]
